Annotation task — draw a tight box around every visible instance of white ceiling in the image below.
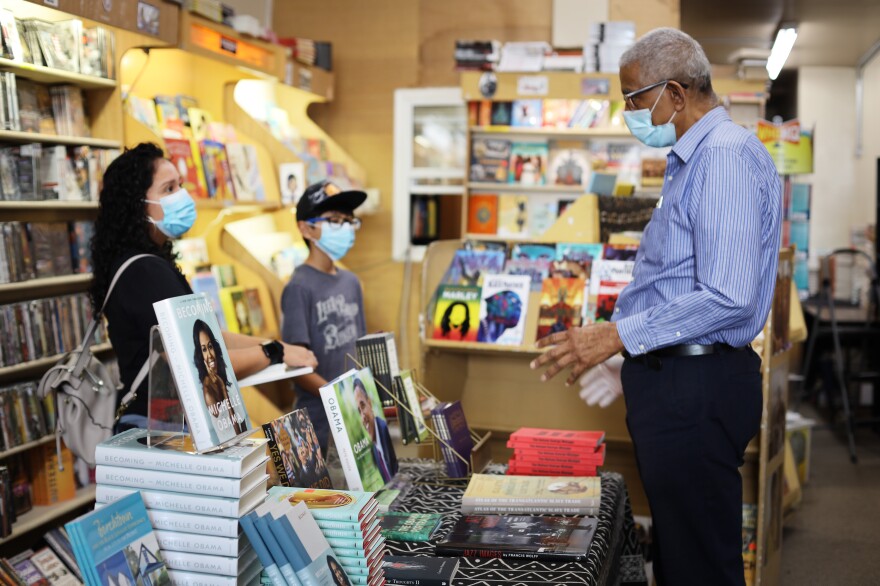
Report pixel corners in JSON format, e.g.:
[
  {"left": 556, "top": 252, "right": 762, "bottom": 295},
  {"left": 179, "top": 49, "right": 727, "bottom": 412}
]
[{"left": 682, "top": 0, "right": 880, "bottom": 69}]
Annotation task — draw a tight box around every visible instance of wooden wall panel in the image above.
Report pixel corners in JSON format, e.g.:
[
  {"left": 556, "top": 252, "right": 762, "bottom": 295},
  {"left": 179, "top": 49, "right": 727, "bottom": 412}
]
[{"left": 609, "top": 0, "right": 680, "bottom": 35}]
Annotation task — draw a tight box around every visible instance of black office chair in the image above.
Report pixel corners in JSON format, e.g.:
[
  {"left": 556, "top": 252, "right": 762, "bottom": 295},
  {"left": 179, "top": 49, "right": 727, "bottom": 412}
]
[{"left": 800, "top": 248, "right": 880, "bottom": 463}]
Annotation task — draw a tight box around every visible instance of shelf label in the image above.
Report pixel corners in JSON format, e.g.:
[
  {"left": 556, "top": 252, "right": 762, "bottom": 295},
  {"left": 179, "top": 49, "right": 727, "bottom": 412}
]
[
  {"left": 517, "top": 75, "right": 549, "bottom": 96},
  {"left": 189, "top": 23, "right": 276, "bottom": 73}
]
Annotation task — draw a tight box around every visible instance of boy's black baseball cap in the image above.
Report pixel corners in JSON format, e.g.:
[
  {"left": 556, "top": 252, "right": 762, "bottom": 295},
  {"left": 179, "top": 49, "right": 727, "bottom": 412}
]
[{"left": 295, "top": 180, "right": 367, "bottom": 221}]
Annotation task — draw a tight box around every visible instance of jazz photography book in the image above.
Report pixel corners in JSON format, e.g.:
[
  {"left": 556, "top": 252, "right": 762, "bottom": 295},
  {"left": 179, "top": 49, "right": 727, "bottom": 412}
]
[{"left": 262, "top": 408, "right": 332, "bottom": 489}]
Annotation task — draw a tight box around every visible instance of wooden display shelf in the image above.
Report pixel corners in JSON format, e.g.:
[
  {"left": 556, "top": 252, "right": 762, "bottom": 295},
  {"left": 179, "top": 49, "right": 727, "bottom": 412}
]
[
  {"left": 471, "top": 125, "right": 631, "bottom": 139},
  {"left": 424, "top": 338, "right": 545, "bottom": 356},
  {"left": 0, "top": 435, "right": 54, "bottom": 461},
  {"left": 0, "top": 343, "right": 113, "bottom": 380},
  {"left": 0, "top": 57, "right": 117, "bottom": 90},
  {"left": 0, "top": 273, "right": 92, "bottom": 304},
  {"left": 0, "top": 130, "right": 121, "bottom": 148},
  {"left": 0, "top": 201, "right": 98, "bottom": 212},
  {"left": 467, "top": 182, "right": 587, "bottom": 194},
  {"left": 195, "top": 200, "right": 284, "bottom": 211},
  {"left": 0, "top": 486, "right": 95, "bottom": 547}
]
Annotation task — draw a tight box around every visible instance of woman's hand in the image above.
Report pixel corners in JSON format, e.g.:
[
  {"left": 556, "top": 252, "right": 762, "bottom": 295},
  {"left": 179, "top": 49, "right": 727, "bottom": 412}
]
[{"left": 283, "top": 343, "right": 317, "bottom": 369}]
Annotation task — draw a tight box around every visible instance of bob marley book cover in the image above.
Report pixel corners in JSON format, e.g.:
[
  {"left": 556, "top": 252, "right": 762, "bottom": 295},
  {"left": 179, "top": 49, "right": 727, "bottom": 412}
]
[
  {"left": 432, "top": 285, "right": 481, "bottom": 343},
  {"left": 536, "top": 278, "right": 585, "bottom": 340}
]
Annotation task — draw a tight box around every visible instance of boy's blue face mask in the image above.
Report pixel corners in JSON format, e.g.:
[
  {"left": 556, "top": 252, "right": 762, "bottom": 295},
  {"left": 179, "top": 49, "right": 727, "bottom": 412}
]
[
  {"left": 313, "top": 221, "right": 356, "bottom": 261},
  {"left": 144, "top": 188, "right": 197, "bottom": 239},
  {"left": 622, "top": 80, "right": 679, "bottom": 148}
]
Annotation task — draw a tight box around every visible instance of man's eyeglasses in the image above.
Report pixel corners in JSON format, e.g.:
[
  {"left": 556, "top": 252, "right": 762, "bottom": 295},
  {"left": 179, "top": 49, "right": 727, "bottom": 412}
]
[
  {"left": 623, "top": 79, "right": 689, "bottom": 109},
  {"left": 308, "top": 217, "right": 362, "bottom": 231}
]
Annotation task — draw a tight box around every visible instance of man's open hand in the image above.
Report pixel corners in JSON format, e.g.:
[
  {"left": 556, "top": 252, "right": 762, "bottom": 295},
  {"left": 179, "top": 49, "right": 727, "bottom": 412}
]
[{"left": 530, "top": 322, "right": 625, "bottom": 386}]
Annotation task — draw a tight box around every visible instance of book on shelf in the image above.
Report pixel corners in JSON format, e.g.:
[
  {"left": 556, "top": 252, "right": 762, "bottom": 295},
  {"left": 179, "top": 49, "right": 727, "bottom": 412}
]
[
  {"left": 587, "top": 171, "right": 617, "bottom": 196},
  {"left": 154, "top": 94, "right": 185, "bottom": 138},
  {"left": 554, "top": 243, "right": 604, "bottom": 282},
  {"left": 379, "top": 512, "right": 443, "bottom": 542},
  {"left": 262, "top": 408, "right": 332, "bottom": 490},
  {"left": 27, "top": 547, "right": 81, "bottom": 585},
  {"left": 31, "top": 443, "right": 76, "bottom": 506},
  {"left": 355, "top": 332, "right": 401, "bottom": 408},
  {"left": 218, "top": 285, "right": 253, "bottom": 335},
  {"left": 469, "top": 138, "right": 510, "bottom": 183},
  {"left": 548, "top": 148, "right": 590, "bottom": 186},
  {"left": 164, "top": 137, "right": 209, "bottom": 199},
  {"left": 94, "top": 428, "right": 269, "bottom": 478},
  {"left": 490, "top": 101, "right": 513, "bottom": 126},
  {"left": 527, "top": 195, "right": 559, "bottom": 238},
  {"left": 8, "top": 549, "right": 52, "bottom": 586},
  {"left": 189, "top": 270, "right": 228, "bottom": 330},
  {"left": 431, "top": 285, "right": 481, "bottom": 343},
  {"left": 497, "top": 194, "right": 528, "bottom": 238},
  {"left": 95, "top": 453, "right": 268, "bottom": 499},
  {"left": 510, "top": 99, "right": 543, "bottom": 128},
  {"left": 461, "top": 473, "right": 601, "bottom": 515},
  {"left": 542, "top": 99, "right": 579, "bottom": 129},
  {"left": 467, "top": 194, "right": 498, "bottom": 235},
  {"left": 319, "top": 367, "right": 398, "bottom": 491},
  {"left": 394, "top": 370, "right": 428, "bottom": 444},
  {"left": 431, "top": 401, "right": 473, "bottom": 478},
  {"left": 536, "top": 277, "right": 585, "bottom": 340},
  {"left": 212, "top": 264, "right": 238, "bottom": 287},
  {"left": 640, "top": 156, "right": 666, "bottom": 187},
  {"left": 199, "top": 139, "right": 236, "bottom": 200},
  {"left": 95, "top": 481, "right": 268, "bottom": 519},
  {"left": 508, "top": 142, "right": 548, "bottom": 185},
  {"left": 511, "top": 243, "right": 556, "bottom": 260},
  {"left": 504, "top": 257, "right": 550, "bottom": 292},
  {"left": 595, "top": 280, "right": 627, "bottom": 322},
  {"left": 434, "top": 515, "right": 598, "bottom": 561},
  {"left": 153, "top": 293, "right": 252, "bottom": 452},
  {"left": 225, "top": 142, "right": 266, "bottom": 202},
  {"left": 440, "top": 248, "right": 505, "bottom": 288},
  {"left": 44, "top": 527, "right": 83, "bottom": 581},
  {"left": 65, "top": 491, "right": 169, "bottom": 586},
  {"left": 476, "top": 273, "right": 530, "bottom": 346},
  {"left": 0, "top": 382, "right": 48, "bottom": 451},
  {"left": 383, "top": 555, "right": 459, "bottom": 585},
  {"left": 279, "top": 161, "right": 306, "bottom": 206}
]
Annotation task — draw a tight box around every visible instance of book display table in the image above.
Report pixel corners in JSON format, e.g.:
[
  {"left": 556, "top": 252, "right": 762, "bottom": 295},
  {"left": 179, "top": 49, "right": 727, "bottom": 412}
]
[{"left": 385, "top": 460, "right": 647, "bottom": 585}]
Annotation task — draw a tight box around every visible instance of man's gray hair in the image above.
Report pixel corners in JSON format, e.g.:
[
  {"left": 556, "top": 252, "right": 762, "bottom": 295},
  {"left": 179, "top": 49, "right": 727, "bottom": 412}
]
[{"left": 620, "top": 28, "right": 713, "bottom": 95}]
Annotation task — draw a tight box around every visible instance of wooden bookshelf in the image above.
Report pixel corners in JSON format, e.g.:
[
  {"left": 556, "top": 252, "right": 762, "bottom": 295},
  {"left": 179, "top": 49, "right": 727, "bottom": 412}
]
[
  {"left": 0, "top": 435, "right": 55, "bottom": 462},
  {"left": 424, "top": 339, "right": 545, "bottom": 356},
  {"left": 470, "top": 126, "right": 632, "bottom": 139},
  {"left": 0, "top": 486, "right": 96, "bottom": 547},
  {"left": 0, "top": 343, "right": 113, "bottom": 381},
  {"left": 0, "top": 201, "right": 99, "bottom": 222},
  {"left": 195, "top": 200, "right": 284, "bottom": 211},
  {"left": 0, "top": 130, "right": 121, "bottom": 148},
  {"left": 0, "top": 57, "right": 117, "bottom": 90},
  {"left": 467, "top": 182, "right": 588, "bottom": 194},
  {"left": 0, "top": 273, "right": 93, "bottom": 304}
]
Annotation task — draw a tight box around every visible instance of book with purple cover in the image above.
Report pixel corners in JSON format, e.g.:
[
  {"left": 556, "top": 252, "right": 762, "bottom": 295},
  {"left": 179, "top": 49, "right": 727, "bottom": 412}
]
[{"left": 431, "top": 401, "right": 473, "bottom": 478}]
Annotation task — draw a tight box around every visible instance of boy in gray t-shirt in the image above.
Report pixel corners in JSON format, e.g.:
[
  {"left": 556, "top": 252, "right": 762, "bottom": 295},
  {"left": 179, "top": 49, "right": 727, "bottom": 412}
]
[{"left": 281, "top": 181, "right": 367, "bottom": 455}]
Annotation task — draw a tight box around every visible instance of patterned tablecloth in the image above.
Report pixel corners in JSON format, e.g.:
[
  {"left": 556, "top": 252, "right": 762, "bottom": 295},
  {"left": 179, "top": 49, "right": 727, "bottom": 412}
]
[{"left": 384, "top": 461, "right": 647, "bottom": 586}]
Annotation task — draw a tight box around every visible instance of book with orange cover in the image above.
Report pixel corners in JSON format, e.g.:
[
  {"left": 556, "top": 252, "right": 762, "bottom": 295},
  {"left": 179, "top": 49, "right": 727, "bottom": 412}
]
[{"left": 467, "top": 194, "right": 498, "bottom": 235}]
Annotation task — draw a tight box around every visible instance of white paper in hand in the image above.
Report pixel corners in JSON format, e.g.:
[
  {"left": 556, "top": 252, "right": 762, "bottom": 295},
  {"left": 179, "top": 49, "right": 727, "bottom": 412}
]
[{"left": 578, "top": 354, "right": 624, "bottom": 408}]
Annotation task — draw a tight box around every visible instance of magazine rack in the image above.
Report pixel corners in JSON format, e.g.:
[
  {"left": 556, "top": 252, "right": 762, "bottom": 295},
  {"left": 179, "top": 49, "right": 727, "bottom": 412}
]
[{"left": 345, "top": 354, "right": 492, "bottom": 479}]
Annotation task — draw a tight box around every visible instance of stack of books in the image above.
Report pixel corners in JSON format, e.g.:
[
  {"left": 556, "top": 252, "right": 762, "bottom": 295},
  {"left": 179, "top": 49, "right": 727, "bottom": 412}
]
[
  {"left": 248, "top": 487, "right": 386, "bottom": 586},
  {"left": 583, "top": 21, "right": 636, "bottom": 73},
  {"left": 461, "top": 473, "right": 602, "bottom": 516},
  {"left": 507, "top": 427, "right": 606, "bottom": 476},
  {"left": 94, "top": 429, "right": 270, "bottom": 586}
]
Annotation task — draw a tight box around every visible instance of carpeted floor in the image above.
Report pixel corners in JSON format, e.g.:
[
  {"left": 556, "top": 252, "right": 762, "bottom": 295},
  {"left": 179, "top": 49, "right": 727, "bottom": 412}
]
[{"left": 780, "top": 406, "right": 880, "bottom": 584}]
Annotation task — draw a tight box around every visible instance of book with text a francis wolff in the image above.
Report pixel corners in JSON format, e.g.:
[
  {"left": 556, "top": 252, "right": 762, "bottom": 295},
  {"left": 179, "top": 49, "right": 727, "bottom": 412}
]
[{"left": 153, "top": 293, "right": 252, "bottom": 453}]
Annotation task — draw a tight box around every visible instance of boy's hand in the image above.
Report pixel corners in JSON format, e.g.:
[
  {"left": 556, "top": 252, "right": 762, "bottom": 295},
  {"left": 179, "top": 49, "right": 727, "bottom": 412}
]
[{"left": 283, "top": 343, "right": 318, "bottom": 369}]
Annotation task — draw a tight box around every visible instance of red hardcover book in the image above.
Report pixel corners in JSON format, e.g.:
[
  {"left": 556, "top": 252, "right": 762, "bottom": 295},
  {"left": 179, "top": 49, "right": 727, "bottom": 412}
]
[
  {"left": 513, "top": 444, "right": 606, "bottom": 464},
  {"left": 509, "top": 428, "right": 605, "bottom": 447},
  {"left": 508, "top": 459, "right": 598, "bottom": 477}
]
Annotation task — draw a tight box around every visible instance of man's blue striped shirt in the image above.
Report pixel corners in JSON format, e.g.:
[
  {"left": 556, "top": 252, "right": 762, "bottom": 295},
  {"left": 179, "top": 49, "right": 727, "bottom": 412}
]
[{"left": 613, "top": 106, "right": 783, "bottom": 355}]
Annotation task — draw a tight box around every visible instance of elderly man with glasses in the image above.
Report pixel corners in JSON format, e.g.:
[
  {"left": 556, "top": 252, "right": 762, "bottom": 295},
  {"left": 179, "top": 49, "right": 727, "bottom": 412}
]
[{"left": 533, "top": 28, "right": 782, "bottom": 585}]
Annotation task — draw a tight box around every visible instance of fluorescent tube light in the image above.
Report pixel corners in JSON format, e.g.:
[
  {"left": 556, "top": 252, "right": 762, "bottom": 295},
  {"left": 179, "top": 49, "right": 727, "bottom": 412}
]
[{"left": 766, "top": 26, "right": 798, "bottom": 80}]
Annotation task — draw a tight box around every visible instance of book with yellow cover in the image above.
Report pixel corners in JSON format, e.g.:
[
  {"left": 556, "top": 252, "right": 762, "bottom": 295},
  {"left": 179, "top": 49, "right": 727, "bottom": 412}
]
[
  {"left": 460, "top": 474, "right": 601, "bottom": 515},
  {"left": 219, "top": 286, "right": 252, "bottom": 335}
]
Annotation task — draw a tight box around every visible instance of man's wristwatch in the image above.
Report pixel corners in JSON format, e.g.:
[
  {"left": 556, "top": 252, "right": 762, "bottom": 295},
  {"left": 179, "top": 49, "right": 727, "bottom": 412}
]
[{"left": 261, "top": 340, "right": 284, "bottom": 365}]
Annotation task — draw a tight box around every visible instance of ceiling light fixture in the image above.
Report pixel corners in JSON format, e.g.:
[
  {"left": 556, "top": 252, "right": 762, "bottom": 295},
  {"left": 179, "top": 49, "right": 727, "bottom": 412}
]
[{"left": 766, "top": 25, "right": 798, "bottom": 80}]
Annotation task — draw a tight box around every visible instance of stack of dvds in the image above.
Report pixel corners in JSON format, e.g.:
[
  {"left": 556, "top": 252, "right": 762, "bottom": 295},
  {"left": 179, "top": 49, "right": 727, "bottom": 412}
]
[
  {"left": 260, "top": 487, "right": 387, "bottom": 586},
  {"left": 94, "top": 429, "right": 270, "bottom": 586},
  {"left": 507, "top": 427, "right": 606, "bottom": 476}
]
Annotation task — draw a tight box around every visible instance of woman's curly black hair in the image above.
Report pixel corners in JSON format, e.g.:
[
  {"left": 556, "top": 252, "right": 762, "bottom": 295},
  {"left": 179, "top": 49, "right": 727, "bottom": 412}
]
[{"left": 89, "top": 142, "right": 179, "bottom": 311}]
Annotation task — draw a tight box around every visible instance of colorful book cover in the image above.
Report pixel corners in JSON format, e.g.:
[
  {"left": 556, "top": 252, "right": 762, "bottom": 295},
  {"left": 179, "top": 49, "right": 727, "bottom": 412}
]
[
  {"left": 187, "top": 107, "right": 214, "bottom": 142},
  {"left": 383, "top": 556, "right": 459, "bottom": 585},
  {"left": 527, "top": 196, "right": 559, "bottom": 237},
  {"left": 511, "top": 243, "right": 556, "bottom": 261},
  {"left": 65, "top": 492, "right": 169, "bottom": 586},
  {"left": 461, "top": 474, "right": 601, "bottom": 511},
  {"left": 595, "top": 280, "right": 628, "bottom": 322},
  {"left": 553, "top": 242, "right": 604, "bottom": 281},
  {"left": 440, "top": 249, "right": 505, "bottom": 288},
  {"left": 432, "top": 285, "right": 481, "bottom": 342},
  {"left": 154, "top": 94, "right": 185, "bottom": 138},
  {"left": 602, "top": 243, "right": 639, "bottom": 261},
  {"left": 319, "top": 368, "right": 396, "bottom": 491},
  {"left": 490, "top": 101, "right": 513, "bottom": 126},
  {"left": 213, "top": 264, "right": 238, "bottom": 287},
  {"left": 219, "top": 286, "right": 253, "bottom": 335},
  {"left": 504, "top": 258, "right": 551, "bottom": 292},
  {"left": 477, "top": 274, "right": 530, "bottom": 346},
  {"left": 199, "top": 139, "right": 236, "bottom": 200},
  {"left": 238, "top": 514, "right": 287, "bottom": 586},
  {"left": 280, "top": 162, "right": 306, "bottom": 205},
  {"left": 243, "top": 288, "right": 267, "bottom": 337},
  {"left": 511, "top": 99, "right": 543, "bottom": 128},
  {"left": 379, "top": 513, "right": 442, "bottom": 542},
  {"left": 30, "top": 547, "right": 82, "bottom": 586},
  {"left": 262, "top": 408, "right": 332, "bottom": 490},
  {"left": 542, "top": 99, "right": 577, "bottom": 128},
  {"left": 469, "top": 138, "right": 511, "bottom": 183},
  {"left": 640, "top": 157, "right": 666, "bottom": 187},
  {"left": 507, "top": 460, "right": 598, "bottom": 477},
  {"left": 225, "top": 143, "right": 266, "bottom": 202},
  {"left": 190, "top": 271, "right": 228, "bottom": 330},
  {"left": 508, "top": 142, "right": 548, "bottom": 185},
  {"left": 548, "top": 148, "right": 590, "bottom": 186},
  {"left": 467, "top": 194, "right": 499, "bottom": 234},
  {"left": 153, "top": 293, "right": 252, "bottom": 452},
  {"left": 95, "top": 428, "right": 268, "bottom": 478},
  {"left": 266, "top": 487, "right": 378, "bottom": 524},
  {"left": 435, "top": 515, "right": 597, "bottom": 561},
  {"left": 536, "top": 277, "right": 585, "bottom": 340},
  {"left": 164, "top": 137, "right": 208, "bottom": 199},
  {"left": 588, "top": 259, "right": 635, "bottom": 296},
  {"left": 497, "top": 194, "right": 528, "bottom": 238}
]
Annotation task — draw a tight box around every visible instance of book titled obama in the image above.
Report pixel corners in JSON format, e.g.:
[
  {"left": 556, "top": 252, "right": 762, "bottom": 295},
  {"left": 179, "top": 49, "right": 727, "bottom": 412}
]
[{"left": 153, "top": 293, "right": 252, "bottom": 453}]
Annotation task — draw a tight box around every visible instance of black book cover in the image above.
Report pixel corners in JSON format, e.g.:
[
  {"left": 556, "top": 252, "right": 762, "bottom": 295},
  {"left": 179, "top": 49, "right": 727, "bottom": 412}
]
[
  {"left": 434, "top": 515, "right": 598, "bottom": 561},
  {"left": 383, "top": 555, "right": 460, "bottom": 586}
]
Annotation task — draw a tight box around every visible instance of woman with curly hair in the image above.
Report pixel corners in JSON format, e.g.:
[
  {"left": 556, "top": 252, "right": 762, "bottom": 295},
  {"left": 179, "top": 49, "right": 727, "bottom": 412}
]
[{"left": 91, "top": 143, "right": 317, "bottom": 430}]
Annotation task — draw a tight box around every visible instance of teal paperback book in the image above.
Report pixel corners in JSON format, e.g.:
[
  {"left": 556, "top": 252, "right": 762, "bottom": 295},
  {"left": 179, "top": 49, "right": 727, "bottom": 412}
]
[{"left": 65, "top": 492, "right": 169, "bottom": 586}]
